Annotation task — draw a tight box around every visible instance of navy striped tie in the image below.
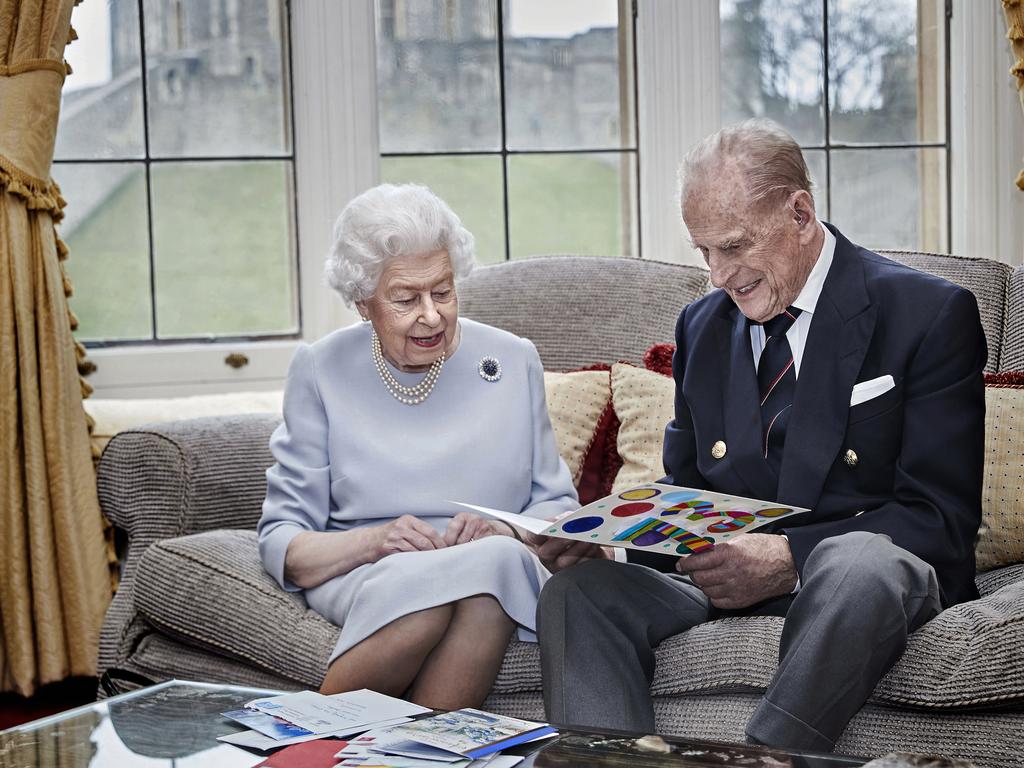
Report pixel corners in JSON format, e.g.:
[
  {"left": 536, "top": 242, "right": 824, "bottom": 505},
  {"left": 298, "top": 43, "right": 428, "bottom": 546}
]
[{"left": 757, "top": 307, "right": 802, "bottom": 475}]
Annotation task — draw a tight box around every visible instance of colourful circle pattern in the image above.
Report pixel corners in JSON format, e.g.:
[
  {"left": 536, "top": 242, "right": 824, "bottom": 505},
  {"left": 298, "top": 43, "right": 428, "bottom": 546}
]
[
  {"left": 611, "top": 502, "right": 656, "bottom": 517},
  {"left": 632, "top": 529, "right": 669, "bottom": 546},
  {"left": 663, "top": 500, "right": 714, "bottom": 517},
  {"left": 660, "top": 490, "right": 702, "bottom": 504},
  {"left": 756, "top": 507, "right": 794, "bottom": 517},
  {"left": 619, "top": 488, "right": 661, "bottom": 501},
  {"left": 675, "top": 531, "right": 714, "bottom": 554},
  {"left": 707, "top": 511, "right": 756, "bottom": 533},
  {"left": 561, "top": 516, "right": 604, "bottom": 534}
]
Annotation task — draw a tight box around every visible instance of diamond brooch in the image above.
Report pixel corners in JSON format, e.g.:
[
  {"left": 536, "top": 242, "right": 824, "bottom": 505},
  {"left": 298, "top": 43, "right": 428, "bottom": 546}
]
[{"left": 478, "top": 356, "right": 502, "bottom": 382}]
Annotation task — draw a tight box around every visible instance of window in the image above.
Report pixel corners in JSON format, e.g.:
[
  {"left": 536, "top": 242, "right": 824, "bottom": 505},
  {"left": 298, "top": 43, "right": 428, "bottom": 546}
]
[
  {"left": 54, "top": 0, "right": 298, "bottom": 346},
  {"left": 60, "top": 1, "right": 1012, "bottom": 395},
  {"left": 720, "top": 0, "right": 949, "bottom": 252},
  {"left": 375, "top": 0, "right": 639, "bottom": 262}
]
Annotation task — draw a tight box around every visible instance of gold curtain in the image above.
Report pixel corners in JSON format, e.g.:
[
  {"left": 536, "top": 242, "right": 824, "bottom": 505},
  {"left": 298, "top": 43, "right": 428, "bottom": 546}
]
[
  {"left": 1006, "top": 0, "right": 1024, "bottom": 189},
  {"left": 0, "top": 0, "right": 111, "bottom": 696}
]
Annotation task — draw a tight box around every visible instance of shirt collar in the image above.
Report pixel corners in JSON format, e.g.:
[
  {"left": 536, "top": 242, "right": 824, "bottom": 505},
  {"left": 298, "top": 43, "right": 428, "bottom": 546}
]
[{"left": 790, "top": 221, "right": 834, "bottom": 316}]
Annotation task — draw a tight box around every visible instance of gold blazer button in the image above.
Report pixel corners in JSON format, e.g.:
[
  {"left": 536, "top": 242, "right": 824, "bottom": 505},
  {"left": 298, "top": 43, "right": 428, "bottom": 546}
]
[
  {"left": 844, "top": 449, "right": 859, "bottom": 467},
  {"left": 711, "top": 441, "right": 727, "bottom": 459}
]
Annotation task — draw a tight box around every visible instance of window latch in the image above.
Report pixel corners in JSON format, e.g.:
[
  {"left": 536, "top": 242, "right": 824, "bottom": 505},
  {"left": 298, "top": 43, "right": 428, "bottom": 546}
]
[{"left": 224, "top": 352, "right": 250, "bottom": 369}]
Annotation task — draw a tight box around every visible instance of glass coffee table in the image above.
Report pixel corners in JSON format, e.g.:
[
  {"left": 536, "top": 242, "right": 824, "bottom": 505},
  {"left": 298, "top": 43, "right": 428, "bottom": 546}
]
[{"left": 0, "top": 679, "right": 878, "bottom": 767}]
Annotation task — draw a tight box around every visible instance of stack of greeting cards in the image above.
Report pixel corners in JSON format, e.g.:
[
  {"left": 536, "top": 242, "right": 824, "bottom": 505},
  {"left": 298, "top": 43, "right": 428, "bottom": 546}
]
[
  {"left": 335, "top": 709, "right": 554, "bottom": 767},
  {"left": 217, "top": 690, "right": 552, "bottom": 768}
]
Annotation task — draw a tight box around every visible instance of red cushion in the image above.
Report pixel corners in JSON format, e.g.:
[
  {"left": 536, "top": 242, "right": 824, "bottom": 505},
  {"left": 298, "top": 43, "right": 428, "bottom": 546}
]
[
  {"left": 564, "top": 363, "right": 623, "bottom": 503},
  {"left": 576, "top": 401, "right": 622, "bottom": 503},
  {"left": 644, "top": 343, "right": 675, "bottom": 377},
  {"left": 985, "top": 371, "right": 1024, "bottom": 388}
]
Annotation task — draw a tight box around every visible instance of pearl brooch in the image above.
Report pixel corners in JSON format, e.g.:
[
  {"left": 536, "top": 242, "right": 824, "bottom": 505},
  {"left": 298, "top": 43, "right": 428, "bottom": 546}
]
[
  {"left": 371, "top": 330, "right": 445, "bottom": 405},
  {"left": 478, "top": 356, "right": 502, "bottom": 382}
]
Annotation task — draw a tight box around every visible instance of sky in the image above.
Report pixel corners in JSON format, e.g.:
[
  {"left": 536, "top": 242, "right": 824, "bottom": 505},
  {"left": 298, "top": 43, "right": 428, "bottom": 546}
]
[
  {"left": 64, "top": 1, "right": 111, "bottom": 93},
  {"left": 509, "top": 0, "right": 619, "bottom": 38},
  {"left": 64, "top": 1, "right": 621, "bottom": 93}
]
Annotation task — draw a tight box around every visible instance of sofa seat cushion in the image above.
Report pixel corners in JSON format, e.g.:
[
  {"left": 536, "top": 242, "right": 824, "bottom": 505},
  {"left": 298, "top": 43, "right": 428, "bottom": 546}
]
[
  {"left": 134, "top": 531, "right": 1024, "bottom": 711},
  {"left": 126, "top": 632, "right": 304, "bottom": 693},
  {"left": 489, "top": 618, "right": 784, "bottom": 697},
  {"left": 133, "top": 529, "right": 337, "bottom": 687},
  {"left": 494, "top": 569, "right": 1024, "bottom": 710}
]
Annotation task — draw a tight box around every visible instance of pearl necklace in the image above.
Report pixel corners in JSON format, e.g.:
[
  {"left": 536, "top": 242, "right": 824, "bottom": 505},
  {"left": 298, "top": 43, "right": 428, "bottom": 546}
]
[{"left": 371, "top": 330, "right": 445, "bottom": 405}]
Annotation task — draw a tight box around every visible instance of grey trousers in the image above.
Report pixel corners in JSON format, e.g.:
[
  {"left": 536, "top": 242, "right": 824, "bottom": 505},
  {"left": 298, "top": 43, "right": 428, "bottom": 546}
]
[{"left": 536, "top": 531, "right": 941, "bottom": 752}]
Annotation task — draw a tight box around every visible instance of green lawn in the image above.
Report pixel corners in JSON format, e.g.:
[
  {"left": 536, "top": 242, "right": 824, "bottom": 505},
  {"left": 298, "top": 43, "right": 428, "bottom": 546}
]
[
  {"left": 65, "top": 155, "right": 630, "bottom": 342},
  {"left": 382, "top": 153, "right": 630, "bottom": 262},
  {"left": 61, "top": 169, "right": 153, "bottom": 341},
  {"left": 63, "top": 162, "right": 296, "bottom": 342}
]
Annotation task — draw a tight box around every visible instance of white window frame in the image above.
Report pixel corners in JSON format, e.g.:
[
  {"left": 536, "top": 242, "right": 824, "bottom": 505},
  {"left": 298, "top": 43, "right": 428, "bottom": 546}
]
[
  {"left": 85, "top": 0, "right": 1022, "bottom": 397},
  {"left": 86, "top": 0, "right": 376, "bottom": 397}
]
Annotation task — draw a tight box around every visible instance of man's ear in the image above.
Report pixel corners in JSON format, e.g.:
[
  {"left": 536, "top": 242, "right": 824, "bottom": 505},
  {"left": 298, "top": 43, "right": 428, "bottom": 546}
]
[{"left": 789, "top": 190, "right": 817, "bottom": 241}]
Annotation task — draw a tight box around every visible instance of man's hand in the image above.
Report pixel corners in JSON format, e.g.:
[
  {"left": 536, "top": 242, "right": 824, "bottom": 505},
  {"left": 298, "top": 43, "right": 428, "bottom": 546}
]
[
  {"left": 527, "top": 532, "right": 610, "bottom": 573},
  {"left": 676, "top": 533, "right": 797, "bottom": 610},
  {"left": 375, "top": 515, "right": 447, "bottom": 559},
  {"left": 444, "top": 512, "right": 506, "bottom": 546}
]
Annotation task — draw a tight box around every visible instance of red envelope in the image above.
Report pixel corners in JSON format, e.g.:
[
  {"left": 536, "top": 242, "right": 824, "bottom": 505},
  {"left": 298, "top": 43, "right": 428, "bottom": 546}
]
[{"left": 254, "top": 738, "right": 348, "bottom": 768}]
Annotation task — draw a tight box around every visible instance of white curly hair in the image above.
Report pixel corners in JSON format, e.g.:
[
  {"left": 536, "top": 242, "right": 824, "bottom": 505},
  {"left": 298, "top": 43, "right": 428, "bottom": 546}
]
[{"left": 324, "top": 183, "right": 476, "bottom": 306}]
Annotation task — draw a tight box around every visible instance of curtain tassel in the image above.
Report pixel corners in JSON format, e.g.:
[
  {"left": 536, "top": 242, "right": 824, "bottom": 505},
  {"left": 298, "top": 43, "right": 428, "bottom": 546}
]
[
  {"left": 1012, "top": 59, "right": 1024, "bottom": 83},
  {"left": 1009, "top": 22, "right": 1024, "bottom": 41}
]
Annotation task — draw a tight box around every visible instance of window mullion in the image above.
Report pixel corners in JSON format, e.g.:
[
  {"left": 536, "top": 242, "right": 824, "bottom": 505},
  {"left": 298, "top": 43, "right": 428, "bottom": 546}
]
[
  {"left": 136, "top": 0, "right": 159, "bottom": 341},
  {"left": 495, "top": 0, "right": 511, "bottom": 262}
]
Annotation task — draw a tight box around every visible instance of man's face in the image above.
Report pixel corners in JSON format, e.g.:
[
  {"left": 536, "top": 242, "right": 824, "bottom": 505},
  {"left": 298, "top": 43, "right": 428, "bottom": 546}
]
[{"left": 683, "top": 174, "right": 818, "bottom": 323}]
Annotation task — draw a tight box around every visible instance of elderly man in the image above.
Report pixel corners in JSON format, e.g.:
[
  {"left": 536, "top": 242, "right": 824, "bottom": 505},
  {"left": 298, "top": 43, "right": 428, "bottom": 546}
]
[{"left": 535, "top": 120, "right": 986, "bottom": 751}]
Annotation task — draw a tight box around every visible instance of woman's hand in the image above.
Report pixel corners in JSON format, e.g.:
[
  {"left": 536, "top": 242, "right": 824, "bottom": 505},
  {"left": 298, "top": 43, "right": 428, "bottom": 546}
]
[
  {"left": 374, "top": 515, "right": 447, "bottom": 559},
  {"left": 444, "top": 512, "right": 507, "bottom": 546}
]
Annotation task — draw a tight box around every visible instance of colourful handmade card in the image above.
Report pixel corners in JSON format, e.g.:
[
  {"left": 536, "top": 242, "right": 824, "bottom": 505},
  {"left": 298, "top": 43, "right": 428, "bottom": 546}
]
[{"left": 454, "top": 483, "right": 808, "bottom": 557}]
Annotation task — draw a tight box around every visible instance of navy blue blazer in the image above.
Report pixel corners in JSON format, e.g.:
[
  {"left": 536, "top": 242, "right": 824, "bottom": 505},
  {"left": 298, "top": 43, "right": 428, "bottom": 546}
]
[{"left": 660, "top": 224, "right": 986, "bottom": 608}]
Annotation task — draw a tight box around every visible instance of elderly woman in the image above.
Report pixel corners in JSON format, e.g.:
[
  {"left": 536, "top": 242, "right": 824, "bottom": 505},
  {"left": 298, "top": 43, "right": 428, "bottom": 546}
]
[{"left": 257, "top": 183, "right": 577, "bottom": 708}]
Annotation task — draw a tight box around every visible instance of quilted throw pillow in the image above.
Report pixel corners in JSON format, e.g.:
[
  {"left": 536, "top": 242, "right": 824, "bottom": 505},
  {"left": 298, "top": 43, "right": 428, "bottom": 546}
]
[
  {"left": 977, "top": 374, "right": 1024, "bottom": 571},
  {"left": 609, "top": 362, "right": 675, "bottom": 494},
  {"left": 543, "top": 369, "right": 613, "bottom": 487}
]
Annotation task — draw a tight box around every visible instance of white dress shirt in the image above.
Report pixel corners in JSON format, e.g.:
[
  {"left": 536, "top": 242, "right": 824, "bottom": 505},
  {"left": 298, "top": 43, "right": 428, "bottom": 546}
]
[
  {"left": 747, "top": 222, "right": 834, "bottom": 591},
  {"left": 750, "top": 222, "right": 836, "bottom": 376}
]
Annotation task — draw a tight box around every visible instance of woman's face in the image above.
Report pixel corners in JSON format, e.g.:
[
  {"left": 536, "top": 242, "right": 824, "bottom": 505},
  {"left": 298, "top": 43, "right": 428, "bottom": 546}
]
[{"left": 358, "top": 249, "right": 460, "bottom": 372}]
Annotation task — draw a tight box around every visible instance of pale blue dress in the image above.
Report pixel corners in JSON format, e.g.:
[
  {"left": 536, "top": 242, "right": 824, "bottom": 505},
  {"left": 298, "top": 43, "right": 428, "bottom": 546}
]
[{"left": 257, "top": 318, "right": 578, "bottom": 663}]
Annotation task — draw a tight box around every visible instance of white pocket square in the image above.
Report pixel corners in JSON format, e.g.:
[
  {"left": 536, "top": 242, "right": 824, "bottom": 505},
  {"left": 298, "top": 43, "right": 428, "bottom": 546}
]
[{"left": 850, "top": 375, "right": 895, "bottom": 407}]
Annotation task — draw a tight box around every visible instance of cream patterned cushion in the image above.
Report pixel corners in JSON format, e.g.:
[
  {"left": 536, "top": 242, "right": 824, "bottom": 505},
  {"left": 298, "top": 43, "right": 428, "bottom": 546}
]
[
  {"left": 85, "top": 391, "right": 284, "bottom": 456},
  {"left": 977, "top": 386, "right": 1024, "bottom": 571},
  {"left": 543, "top": 370, "right": 612, "bottom": 484},
  {"left": 609, "top": 363, "right": 674, "bottom": 493}
]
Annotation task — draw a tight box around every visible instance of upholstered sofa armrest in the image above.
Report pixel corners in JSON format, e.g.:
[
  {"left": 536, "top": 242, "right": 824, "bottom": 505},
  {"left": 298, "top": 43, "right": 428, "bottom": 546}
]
[
  {"left": 98, "top": 413, "right": 280, "bottom": 567},
  {"left": 96, "top": 413, "right": 280, "bottom": 686}
]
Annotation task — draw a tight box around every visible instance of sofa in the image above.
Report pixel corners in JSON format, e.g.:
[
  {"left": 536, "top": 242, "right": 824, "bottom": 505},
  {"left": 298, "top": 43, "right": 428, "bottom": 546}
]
[{"left": 95, "top": 254, "right": 1024, "bottom": 767}]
